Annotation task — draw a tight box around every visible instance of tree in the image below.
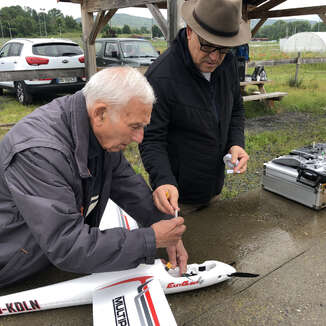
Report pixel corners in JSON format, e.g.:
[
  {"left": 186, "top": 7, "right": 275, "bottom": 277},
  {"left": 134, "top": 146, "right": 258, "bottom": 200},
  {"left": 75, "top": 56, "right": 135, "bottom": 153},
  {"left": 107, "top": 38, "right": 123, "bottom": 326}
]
[
  {"left": 312, "top": 22, "right": 326, "bottom": 32},
  {"left": 102, "top": 25, "right": 117, "bottom": 37},
  {"left": 140, "top": 26, "right": 149, "bottom": 34},
  {"left": 64, "top": 15, "right": 79, "bottom": 30},
  {"left": 122, "top": 24, "right": 131, "bottom": 34},
  {"left": 152, "top": 25, "right": 163, "bottom": 38}
]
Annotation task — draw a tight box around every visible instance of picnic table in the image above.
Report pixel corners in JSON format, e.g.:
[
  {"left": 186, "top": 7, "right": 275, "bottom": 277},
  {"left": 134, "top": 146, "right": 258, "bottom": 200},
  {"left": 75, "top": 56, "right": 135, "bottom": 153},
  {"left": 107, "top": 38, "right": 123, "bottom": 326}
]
[{"left": 240, "top": 80, "right": 288, "bottom": 106}]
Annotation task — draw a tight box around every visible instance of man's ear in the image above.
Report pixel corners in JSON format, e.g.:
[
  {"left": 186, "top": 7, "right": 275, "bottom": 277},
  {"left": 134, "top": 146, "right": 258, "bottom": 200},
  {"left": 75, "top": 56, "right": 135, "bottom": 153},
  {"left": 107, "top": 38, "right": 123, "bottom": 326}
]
[
  {"left": 186, "top": 26, "right": 192, "bottom": 40},
  {"left": 90, "top": 102, "right": 108, "bottom": 126}
]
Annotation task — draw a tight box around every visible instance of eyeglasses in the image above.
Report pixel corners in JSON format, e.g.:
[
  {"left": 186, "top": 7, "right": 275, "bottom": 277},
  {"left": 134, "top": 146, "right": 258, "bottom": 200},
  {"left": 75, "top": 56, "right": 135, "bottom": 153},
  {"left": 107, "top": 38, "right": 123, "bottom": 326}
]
[{"left": 197, "top": 35, "right": 232, "bottom": 54}]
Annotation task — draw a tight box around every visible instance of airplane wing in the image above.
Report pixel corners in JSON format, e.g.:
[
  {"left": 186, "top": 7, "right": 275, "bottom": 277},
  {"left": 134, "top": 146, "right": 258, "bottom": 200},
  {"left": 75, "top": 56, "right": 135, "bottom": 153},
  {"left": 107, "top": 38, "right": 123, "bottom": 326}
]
[
  {"left": 99, "top": 199, "right": 139, "bottom": 231},
  {"left": 93, "top": 276, "right": 177, "bottom": 326}
]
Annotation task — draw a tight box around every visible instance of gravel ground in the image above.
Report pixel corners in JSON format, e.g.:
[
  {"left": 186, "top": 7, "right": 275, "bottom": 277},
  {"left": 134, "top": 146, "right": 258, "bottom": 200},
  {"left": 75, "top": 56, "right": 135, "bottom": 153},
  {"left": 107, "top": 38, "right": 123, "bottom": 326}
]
[{"left": 245, "top": 111, "right": 322, "bottom": 134}]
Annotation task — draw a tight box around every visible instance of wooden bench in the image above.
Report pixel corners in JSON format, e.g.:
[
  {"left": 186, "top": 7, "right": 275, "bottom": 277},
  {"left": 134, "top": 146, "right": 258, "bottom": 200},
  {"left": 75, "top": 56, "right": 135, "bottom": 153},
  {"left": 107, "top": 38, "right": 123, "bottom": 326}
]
[
  {"left": 240, "top": 80, "right": 270, "bottom": 95},
  {"left": 240, "top": 80, "right": 288, "bottom": 107},
  {"left": 242, "top": 92, "right": 288, "bottom": 102}
]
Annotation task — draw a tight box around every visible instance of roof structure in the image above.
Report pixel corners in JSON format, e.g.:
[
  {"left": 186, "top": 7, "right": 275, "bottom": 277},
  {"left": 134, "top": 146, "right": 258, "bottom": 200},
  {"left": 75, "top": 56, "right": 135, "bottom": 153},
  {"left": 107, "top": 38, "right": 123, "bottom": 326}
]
[
  {"left": 280, "top": 32, "right": 326, "bottom": 53},
  {"left": 57, "top": 0, "right": 326, "bottom": 78}
]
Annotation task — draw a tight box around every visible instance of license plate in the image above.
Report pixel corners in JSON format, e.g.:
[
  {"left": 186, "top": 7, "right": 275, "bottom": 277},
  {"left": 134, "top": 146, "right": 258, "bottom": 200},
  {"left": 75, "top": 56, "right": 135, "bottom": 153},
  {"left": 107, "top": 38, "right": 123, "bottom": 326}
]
[{"left": 57, "top": 77, "right": 77, "bottom": 84}]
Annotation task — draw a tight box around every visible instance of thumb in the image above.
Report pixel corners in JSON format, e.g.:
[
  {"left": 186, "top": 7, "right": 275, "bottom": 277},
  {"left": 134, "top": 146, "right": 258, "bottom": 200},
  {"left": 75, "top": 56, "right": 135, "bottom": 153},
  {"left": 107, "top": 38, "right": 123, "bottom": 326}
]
[
  {"left": 173, "top": 216, "right": 184, "bottom": 225},
  {"left": 231, "top": 152, "right": 238, "bottom": 164},
  {"left": 170, "top": 196, "right": 179, "bottom": 212}
]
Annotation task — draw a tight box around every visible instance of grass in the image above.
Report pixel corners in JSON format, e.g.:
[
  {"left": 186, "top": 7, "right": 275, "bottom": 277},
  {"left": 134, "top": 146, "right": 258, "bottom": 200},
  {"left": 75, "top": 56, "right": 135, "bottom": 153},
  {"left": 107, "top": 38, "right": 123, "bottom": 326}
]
[
  {"left": 221, "top": 117, "right": 326, "bottom": 199},
  {"left": 1, "top": 41, "right": 326, "bottom": 201}
]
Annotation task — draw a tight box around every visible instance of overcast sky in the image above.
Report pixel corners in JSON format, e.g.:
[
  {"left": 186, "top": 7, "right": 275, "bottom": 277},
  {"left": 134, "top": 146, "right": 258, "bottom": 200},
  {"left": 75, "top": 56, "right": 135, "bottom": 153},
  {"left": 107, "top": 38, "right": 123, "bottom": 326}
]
[{"left": 0, "top": 0, "right": 324, "bottom": 21}]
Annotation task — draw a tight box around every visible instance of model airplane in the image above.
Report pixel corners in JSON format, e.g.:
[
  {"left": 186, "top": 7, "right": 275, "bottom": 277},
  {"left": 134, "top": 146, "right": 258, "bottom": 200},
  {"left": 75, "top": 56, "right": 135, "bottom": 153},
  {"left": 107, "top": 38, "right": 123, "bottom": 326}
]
[{"left": 0, "top": 200, "right": 258, "bottom": 325}]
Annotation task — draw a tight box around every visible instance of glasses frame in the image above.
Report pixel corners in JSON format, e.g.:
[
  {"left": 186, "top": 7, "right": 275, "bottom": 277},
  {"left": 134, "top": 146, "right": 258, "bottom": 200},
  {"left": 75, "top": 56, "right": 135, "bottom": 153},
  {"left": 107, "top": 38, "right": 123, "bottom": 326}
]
[{"left": 197, "top": 35, "right": 232, "bottom": 54}]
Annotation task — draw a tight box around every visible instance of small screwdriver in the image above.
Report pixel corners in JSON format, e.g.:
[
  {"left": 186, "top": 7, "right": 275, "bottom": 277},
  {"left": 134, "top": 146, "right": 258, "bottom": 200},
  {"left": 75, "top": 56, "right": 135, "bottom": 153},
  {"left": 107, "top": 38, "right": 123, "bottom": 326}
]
[{"left": 166, "top": 191, "right": 178, "bottom": 217}]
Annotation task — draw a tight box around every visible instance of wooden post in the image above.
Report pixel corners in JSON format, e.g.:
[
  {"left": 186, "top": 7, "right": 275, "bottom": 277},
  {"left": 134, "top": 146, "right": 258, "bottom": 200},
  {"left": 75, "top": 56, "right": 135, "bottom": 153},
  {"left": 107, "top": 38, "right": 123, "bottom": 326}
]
[
  {"left": 176, "top": 0, "right": 186, "bottom": 31},
  {"left": 81, "top": 2, "right": 97, "bottom": 79},
  {"left": 167, "top": 0, "right": 178, "bottom": 47},
  {"left": 319, "top": 13, "right": 326, "bottom": 24},
  {"left": 146, "top": 4, "right": 168, "bottom": 39},
  {"left": 294, "top": 51, "right": 301, "bottom": 85}
]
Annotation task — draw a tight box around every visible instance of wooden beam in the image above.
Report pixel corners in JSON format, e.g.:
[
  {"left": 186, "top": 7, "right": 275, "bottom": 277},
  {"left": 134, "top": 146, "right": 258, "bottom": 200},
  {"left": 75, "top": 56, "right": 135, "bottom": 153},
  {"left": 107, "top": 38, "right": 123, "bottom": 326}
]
[
  {"left": 89, "top": 9, "right": 117, "bottom": 44},
  {"left": 319, "top": 13, "right": 326, "bottom": 24},
  {"left": 81, "top": 1, "right": 97, "bottom": 78},
  {"left": 249, "top": 6, "right": 326, "bottom": 19},
  {"left": 248, "top": 0, "right": 268, "bottom": 7},
  {"left": 167, "top": 0, "right": 178, "bottom": 47},
  {"left": 0, "top": 68, "right": 85, "bottom": 82},
  {"left": 85, "top": 0, "right": 164, "bottom": 12},
  {"left": 89, "top": 10, "right": 105, "bottom": 44},
  {"left": 242, "top": 0, "right": 248, "bottom": 21},
  {"left": 251, "top": 18, "right": 267, "bottom": 37},
  {"left": 146, "top": 4, "right": 168, "bottom": 39},
  {"left": 250, "top": 0, "right": 286, "bottom": 14},
  {"left": 58, "top": 0, "right": 82, "bottom": 3},
  {"left": 248, "top": 57, "right": 326, "bottom": 68}
]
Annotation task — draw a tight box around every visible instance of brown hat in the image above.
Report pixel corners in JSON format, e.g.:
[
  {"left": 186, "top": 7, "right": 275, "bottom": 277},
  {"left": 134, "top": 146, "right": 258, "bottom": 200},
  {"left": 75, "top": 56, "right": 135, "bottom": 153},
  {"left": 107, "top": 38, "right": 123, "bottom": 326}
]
[{"left": 181, "top": 0, "right": 251, "bottom": 47}]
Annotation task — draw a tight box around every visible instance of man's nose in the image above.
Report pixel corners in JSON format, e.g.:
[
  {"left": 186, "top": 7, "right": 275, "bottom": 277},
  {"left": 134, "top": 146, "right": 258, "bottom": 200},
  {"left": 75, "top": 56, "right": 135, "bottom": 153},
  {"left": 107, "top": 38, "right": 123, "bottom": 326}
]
[
  {"left": 208, "top": 50, "right": 221, "bottom": 61},
  {"left": 132, "top": 128, "right": 144, "bottom": 144}
]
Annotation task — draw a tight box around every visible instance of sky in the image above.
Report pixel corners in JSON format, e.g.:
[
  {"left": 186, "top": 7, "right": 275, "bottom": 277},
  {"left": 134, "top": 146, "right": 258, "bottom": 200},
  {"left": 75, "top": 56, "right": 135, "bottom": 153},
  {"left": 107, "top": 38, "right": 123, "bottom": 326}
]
[{"left": 0, "top": 0, "right": 324, "bottom": 21}]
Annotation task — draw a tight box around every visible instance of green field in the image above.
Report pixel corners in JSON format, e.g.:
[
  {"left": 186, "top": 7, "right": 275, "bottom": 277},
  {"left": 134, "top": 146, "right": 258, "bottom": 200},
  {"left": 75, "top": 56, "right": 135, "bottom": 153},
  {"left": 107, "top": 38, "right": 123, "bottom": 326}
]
[{"left": 1, "top": 37, "right": 326, "bottom": 199}]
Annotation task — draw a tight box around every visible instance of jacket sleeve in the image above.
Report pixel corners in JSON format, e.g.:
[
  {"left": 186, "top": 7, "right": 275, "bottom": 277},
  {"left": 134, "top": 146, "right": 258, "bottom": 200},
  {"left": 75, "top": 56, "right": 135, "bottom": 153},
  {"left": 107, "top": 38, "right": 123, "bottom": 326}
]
[
  {"left": 226, "top": 57, "right": 245, "bottom": 151},
  {"left": 4, "top": 148, "right": 157, "bottom": 274},
  {"left": 139, "top": 77, "right": 178, "bottom": 191},
  {"left": 109, "top": 151, "right": 171, "bottom": 227}
]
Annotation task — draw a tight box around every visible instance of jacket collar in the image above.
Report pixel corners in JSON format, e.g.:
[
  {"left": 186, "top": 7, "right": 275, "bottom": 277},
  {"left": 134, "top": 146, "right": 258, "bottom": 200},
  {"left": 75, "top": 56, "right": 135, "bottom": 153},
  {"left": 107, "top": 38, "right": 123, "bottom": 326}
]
[{"left": 68, "top": 90, "right": 91, "bottom": 178}]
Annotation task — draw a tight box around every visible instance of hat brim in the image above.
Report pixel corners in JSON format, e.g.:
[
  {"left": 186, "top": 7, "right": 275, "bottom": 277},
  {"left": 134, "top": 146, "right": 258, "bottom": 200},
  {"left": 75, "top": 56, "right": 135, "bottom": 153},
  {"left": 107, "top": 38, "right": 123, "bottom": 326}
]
[{"left": 181, "top": 0, "right": 251, "bottom": 47}]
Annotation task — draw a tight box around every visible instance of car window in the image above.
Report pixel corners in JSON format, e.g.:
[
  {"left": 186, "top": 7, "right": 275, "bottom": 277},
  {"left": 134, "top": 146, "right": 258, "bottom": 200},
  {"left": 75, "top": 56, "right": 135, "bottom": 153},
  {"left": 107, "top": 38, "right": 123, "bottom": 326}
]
[
  {"left": 120, "top": 41, "right": 158, "bottom": 58},
  {"left": 9, "top": 43, "right": 23, "bottom": 57},
  {"left": 95, "top": 42, "right": 103, "bottom": 55},
  {"left": 0, "top": 44, "right": 11, "bottom": 57},
  {"left": 104, "top": 43, "right": 119, "bottom": 57},
  {"left": 32, "top": 43, "right": 83, "bottom": 57}
]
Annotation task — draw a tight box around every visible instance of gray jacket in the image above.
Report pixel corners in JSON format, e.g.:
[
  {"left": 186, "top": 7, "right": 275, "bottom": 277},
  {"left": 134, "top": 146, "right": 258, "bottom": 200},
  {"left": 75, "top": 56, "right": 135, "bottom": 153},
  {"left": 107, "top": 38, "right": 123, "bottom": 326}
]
[{"left": 0, "top": 91, "right": 165, "bottom": 288}]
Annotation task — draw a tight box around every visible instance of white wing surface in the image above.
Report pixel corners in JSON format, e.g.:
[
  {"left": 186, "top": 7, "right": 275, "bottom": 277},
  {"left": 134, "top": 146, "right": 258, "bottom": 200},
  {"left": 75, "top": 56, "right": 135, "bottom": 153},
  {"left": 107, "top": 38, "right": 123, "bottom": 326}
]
[
  {"left": 93, "top": 276, "right": 177, "bottom": 326},
  {"left": 99, "top": 199, "right": 139, "bottom": 231}
]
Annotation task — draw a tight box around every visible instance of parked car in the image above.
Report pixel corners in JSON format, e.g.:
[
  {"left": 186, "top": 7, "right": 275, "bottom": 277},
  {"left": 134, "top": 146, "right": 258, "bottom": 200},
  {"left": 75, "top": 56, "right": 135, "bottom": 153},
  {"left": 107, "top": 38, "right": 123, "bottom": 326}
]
[
  {"left": 0, "top": 38, "right": 86, "bottom": 105},
  {"left": 95, "top": 38, "right": 159, "bottom": 68}
]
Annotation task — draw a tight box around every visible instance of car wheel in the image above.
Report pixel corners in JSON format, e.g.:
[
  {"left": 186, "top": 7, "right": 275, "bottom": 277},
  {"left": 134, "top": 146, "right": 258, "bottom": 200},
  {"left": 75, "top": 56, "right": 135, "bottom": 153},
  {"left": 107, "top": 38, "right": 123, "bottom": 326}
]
[
  {"left": 15, "top": 81, "right": 33, "bottom": 105},
  {"left": 0, "top": 88, "right": 3, "bottom": 96}
]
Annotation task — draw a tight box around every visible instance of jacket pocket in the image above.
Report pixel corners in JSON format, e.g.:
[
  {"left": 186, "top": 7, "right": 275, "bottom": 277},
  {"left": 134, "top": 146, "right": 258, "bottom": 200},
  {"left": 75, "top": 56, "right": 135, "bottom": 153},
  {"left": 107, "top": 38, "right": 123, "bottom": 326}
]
[
  {"left": 0, "top": 244, "right": 48, "bottom": 288},
  {"left": 0, "top": 249, "right": 26, "bottom": 286}
]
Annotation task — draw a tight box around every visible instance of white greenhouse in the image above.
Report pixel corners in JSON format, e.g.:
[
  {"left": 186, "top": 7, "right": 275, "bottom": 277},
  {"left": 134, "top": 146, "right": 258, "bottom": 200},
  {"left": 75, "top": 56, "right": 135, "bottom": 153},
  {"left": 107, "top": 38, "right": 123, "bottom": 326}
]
[{"left": 280, "top": 32, "right": 326, "bottom": 53}]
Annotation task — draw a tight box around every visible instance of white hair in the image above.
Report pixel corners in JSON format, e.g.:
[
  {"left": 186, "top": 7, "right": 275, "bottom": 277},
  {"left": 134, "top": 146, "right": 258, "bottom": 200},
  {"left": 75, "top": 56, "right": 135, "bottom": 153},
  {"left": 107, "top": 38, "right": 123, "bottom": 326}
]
[{"left": 82, "top": 66, "right": 155, "bottom": 113}]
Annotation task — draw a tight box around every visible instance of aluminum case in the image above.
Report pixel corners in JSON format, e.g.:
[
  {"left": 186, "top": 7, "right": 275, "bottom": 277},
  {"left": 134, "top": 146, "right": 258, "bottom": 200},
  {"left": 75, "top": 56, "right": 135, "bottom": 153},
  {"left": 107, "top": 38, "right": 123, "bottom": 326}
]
[{"left": 262, "top": 161, "right": 326, "bottom": 210}]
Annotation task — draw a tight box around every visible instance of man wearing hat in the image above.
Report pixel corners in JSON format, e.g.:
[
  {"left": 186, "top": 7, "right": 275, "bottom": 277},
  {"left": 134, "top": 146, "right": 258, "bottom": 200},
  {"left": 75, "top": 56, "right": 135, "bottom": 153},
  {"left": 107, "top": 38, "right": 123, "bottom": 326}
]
[{"left": 139, "top": 0, "right": 251, "bottom": 215}]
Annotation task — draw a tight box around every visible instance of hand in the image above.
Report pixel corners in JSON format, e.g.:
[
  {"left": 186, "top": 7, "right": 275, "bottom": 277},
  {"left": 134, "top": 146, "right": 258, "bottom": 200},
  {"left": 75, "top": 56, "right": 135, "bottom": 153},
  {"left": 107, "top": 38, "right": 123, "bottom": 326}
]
[
  {"left": 151, "top": 216, "right": 186, "bottom": 248},
  {"left": 229, "top": 145, "right": 249, "bottom": 173},
  {"left": 166, "top": 240, "right": 188, "bottom": 275},
  {"left": 153, "top": 184, "right": 179, "bottom": 216}
]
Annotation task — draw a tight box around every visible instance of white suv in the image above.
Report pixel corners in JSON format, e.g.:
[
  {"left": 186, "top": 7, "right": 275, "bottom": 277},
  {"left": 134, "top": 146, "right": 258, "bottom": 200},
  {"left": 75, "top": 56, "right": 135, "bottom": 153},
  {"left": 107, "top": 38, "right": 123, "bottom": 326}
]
[{"left": 0, "top": 38, "right": 85, "bottom": 105}]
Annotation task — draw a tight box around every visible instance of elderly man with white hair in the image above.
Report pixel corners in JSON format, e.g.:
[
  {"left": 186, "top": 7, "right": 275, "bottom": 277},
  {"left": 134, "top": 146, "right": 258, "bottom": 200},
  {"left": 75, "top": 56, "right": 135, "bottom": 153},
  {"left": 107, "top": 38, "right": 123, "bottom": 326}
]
[{"left": 0, "top": 67, "right": 187, "bottom": 288}]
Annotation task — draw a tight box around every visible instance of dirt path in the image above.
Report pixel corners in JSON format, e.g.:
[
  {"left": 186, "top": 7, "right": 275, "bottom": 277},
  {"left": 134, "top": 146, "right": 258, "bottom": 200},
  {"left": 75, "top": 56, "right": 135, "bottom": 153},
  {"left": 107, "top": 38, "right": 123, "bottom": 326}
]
[{"left": 245, "top": 111, "right": 323, "bottom": 134}]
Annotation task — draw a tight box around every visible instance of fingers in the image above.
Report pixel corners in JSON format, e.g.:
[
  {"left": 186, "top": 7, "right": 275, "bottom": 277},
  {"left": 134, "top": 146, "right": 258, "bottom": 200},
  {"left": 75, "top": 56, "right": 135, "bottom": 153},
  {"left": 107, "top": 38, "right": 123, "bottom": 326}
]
[
  {"left": 166, "top": 240, "right": 189, "bottom": 275},
  {"left": 229, "top": 145, "right": 249, "bottom": 174},
  {"left": 176, "top": 240, "right": 188, "bottom": 275},
  {"left": 153, "top": 185, "right": 179, "bottom": 216},
  {"left": 178, "top": 252, "right": 188, "bottom": 275},
  {"left": 234, "top": 158, "right": 248, "bottom": 173},
  {"left": 166, "top": 245, "right": 177, "bottom": 269},
  {"left": 151, "top": 217, "right": 186, "bottom": 248}
]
